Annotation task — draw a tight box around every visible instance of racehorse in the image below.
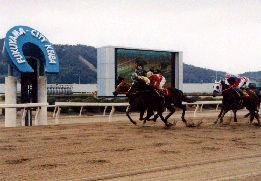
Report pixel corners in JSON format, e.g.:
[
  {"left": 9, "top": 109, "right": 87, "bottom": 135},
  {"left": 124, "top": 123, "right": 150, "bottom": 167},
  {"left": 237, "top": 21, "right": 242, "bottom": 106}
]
[
  {"left": 128, "top": 79, "right": 172, "bottom": 127},
  {"left": 113, "top": 79, "right": 144, "bottom": 125},
  {"left": 113, "top": 79, "right": 171, "bottom": 127},
  {"left": 130, "top": 78, "right": 200, "bottom": 127},
  {"left": 212, "top": 80, "right": 260, "bottom": 126}
]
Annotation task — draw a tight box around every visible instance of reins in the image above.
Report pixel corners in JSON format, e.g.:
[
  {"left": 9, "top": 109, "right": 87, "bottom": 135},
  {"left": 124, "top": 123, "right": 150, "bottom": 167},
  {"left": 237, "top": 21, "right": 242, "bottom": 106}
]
[
  {"left": 119, "top": 92, "right": 129, "bottom": 94},
  {"left": 221, "top": 86, "right": 233, "bottom": 93}
]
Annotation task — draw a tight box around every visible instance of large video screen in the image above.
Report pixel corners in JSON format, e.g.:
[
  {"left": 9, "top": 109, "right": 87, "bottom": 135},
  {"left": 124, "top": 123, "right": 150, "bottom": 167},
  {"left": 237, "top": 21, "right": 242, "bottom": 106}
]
[{"left": 116, "top": 48, "right": 175, "bottom": 88}]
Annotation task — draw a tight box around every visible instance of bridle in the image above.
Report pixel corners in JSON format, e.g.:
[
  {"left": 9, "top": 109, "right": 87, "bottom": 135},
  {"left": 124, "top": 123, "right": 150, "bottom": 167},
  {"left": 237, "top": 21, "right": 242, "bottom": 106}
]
[
  {"left": 221, "top": 86, "right": 233, "bottom": 93},
  {"left": 214, "top": 82, "right": 233, "bottom": 93},
  {"left": 214, "top": 82, "right": 222, "bottom": 93},
  {"left": 114, "top": 81, "right": 130, "bottom": 94}
]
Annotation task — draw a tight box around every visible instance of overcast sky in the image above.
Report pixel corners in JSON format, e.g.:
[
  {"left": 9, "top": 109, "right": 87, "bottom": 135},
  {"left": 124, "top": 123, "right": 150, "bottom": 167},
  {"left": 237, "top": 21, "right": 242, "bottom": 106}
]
[{"left": 0, "top": 0, "right": 260, "bottom": 75}]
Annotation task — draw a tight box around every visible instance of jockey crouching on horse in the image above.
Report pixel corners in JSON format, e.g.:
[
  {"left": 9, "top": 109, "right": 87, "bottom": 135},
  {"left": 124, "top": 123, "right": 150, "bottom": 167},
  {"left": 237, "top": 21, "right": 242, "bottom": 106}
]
[
  {"left": 147, "top": 71, "right": 166, "bottom": 101},
  {"left": 225, "top": 73, "right": 249, "bottom": 99},
  {"left": 131, "top": 72, "right": 150, "bottom": 85},
  {"left": 135, "top": 65, "right": 147, "bottom": 77}
]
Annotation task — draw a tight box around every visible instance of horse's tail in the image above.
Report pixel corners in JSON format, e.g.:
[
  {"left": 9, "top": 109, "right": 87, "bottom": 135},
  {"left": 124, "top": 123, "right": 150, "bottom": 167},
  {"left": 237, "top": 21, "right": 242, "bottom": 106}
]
[{"left": 182, "top": 95, "right": 196, "bottom": 103}]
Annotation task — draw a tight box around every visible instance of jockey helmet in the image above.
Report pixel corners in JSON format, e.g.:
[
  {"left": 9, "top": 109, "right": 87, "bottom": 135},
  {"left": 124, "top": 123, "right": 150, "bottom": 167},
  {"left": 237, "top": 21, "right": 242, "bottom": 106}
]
[
  {"left": 147, "top": 71, "right": 153, "bottom": 78},
  {"left": 225, "top": 73, "right": 230, "bottom": 79},
  {"left": 131, "top": 73, "right": 138, "bottom": 79},
  {"left": 154, "top": 69, "right": 160, "bottom": 74},
  {"left": 137, "top": 65, "right": 142, "bottom": 70}
]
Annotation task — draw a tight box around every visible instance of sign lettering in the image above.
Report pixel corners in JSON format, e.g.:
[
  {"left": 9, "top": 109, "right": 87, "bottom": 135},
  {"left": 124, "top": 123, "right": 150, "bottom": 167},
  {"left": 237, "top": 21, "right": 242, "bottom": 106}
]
[
  {"left": 45, "top": 45, "right": 56, "bottom": 64},
  {"left": 4, "top": 26, "right": 59, "bottom": 73},
  {"left": 8, "top": 28, "right": 27, "bottom": 63}
]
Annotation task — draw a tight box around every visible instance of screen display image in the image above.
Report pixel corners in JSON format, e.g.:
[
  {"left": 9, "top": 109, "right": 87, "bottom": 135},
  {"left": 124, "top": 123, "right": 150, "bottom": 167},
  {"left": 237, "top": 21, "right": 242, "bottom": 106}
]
[{"left": 116, "top": 48, "right": 174, "bottom": 88}]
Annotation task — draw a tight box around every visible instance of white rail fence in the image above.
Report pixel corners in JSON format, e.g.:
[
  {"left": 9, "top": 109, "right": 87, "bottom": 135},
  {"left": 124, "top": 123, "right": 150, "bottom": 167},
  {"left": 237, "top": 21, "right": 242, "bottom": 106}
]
[
  {"left": 3, "top": 100, "right": 258, "bottom": 126},
  {"left": 53, "top": 101, "right": 223, "bottom": 124},
  {"left": 0, "top": 103, "right": 49, "bottom": 126}
]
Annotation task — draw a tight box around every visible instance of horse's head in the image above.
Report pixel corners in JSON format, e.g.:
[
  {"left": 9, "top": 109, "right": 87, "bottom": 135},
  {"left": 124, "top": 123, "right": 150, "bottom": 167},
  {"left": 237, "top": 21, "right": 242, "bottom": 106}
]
[
  {"left": 113, "top": 79, "right": 130, "bottom": 97},
  {"left": 212, "top": 80, "right": 230, "bottom": 97},
  {"left": 212, "top": 80, "right": 222, "bottom": 97}
]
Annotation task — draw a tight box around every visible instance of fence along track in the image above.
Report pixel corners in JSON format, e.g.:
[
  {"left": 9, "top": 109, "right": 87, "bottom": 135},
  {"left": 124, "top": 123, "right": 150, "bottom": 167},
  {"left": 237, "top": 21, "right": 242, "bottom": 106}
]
[{"left": 70, "top": 153, "right": 261, "bottom": 181}]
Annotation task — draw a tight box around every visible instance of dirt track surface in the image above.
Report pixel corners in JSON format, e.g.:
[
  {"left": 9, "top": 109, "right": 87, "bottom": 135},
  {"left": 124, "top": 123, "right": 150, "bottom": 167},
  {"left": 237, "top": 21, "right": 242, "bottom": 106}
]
[{"left": 1, "top": 110, "right": 261, "bottom": 181}]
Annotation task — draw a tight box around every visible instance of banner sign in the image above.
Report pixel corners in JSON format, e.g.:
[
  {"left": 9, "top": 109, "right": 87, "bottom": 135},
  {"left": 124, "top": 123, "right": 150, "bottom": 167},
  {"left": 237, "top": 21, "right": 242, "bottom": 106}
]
[{"left": 3, "top": 26, "right": 59, "bottom": 73}]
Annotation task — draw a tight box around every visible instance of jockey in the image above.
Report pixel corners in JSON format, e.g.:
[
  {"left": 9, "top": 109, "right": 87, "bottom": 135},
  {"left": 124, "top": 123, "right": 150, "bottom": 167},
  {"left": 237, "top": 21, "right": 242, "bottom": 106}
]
[
  {"left": 147, "top": 71, "right": 166, "bottom": 101},
  {"left": 224, "top": 73, "right": 231, "bottom": 85},
  {"left": 134, "top": 65, "right": 146, "bottom": 76},
  {"left": 147, "top": 71, "right": 166, "bottom": 96},
  {"left": 225, "top": 73, "right": 250, "bottom": 98},
  {"left": 131, "top": 73, "right": 150, "bottom": 85},
  {"left": 225, "top": 73, "right": 249, "bottom": 89},
  {"left": 237, "top": 75, "right": 249, "bottom": 89}
]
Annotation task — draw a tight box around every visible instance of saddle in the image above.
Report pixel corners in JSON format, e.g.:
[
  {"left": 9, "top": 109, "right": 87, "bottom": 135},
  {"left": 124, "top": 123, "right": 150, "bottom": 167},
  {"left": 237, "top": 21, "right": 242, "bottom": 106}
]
[
  {"left": 242, "top": 90, "right": 250, "bottom": 97},
  {"left": 154, "top": 88, "right": 171, "bottom": 97},
  {"left": 163, "top": 88, "right": 171, "bottom": 96},
  {"left": 233, "top": 88, "right": 248, "bottom": 98}
]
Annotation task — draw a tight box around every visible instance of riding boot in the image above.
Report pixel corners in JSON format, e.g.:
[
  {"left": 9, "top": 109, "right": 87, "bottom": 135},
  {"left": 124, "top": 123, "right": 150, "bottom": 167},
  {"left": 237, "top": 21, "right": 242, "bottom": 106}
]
[
  {"left": 257, "top": 94, "right": 261, "bottom": 102},
  {"left": 238, "top": 88, "right": 244, "bottom": 99},
  {"left": 160, "top": 91, "right": 165, "bottom": 104}
]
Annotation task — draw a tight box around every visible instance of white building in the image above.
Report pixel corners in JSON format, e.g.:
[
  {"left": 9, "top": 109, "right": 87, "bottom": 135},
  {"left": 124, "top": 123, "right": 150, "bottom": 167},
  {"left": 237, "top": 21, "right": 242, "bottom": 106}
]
[{"left": 0, "top": 84, "right": 97, "bottom": 95}]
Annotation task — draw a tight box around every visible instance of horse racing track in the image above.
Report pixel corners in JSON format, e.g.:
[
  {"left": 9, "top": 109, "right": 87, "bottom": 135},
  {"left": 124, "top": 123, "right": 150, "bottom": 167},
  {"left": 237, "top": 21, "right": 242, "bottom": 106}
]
[{"left": 0, "top": 110, "right": 261, "bottom": 180}]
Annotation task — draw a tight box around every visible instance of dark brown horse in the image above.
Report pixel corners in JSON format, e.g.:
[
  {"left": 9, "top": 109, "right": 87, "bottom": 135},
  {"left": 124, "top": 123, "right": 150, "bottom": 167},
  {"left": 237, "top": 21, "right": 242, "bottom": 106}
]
[
  {"left": 153, "top": 87, "right": 197, "bottom": 126},
  {"left": 127, "top": 79, "right": 171, "bottom": 127},
  {"left": 129, "top": 78, "right": 201, "bottom": 127},
  {"left": 113, "top": 79, "right": 163, "bottom": 126},
  {"left": 212, "top": 80, "right": 260, "bottom": 126}
]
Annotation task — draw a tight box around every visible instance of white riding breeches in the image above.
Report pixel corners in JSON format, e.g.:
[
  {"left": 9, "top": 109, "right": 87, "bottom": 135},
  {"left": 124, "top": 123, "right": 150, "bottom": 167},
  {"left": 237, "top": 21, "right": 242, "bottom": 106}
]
[
  {"left": 158, "top": 76, "right": 166, "bottom": 90},
  {"left": 238, "top": 78, "right": 249, "bottom": 89}
]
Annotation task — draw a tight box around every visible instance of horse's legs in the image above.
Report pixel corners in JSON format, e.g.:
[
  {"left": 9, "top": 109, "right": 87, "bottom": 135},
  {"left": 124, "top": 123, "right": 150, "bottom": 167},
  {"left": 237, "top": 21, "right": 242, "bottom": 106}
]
[
  {"left": 225, "top": 110, "right": 237, "bottom": 125},
  {"left": 233, "top": 110, "right": 237, "bottom": 122},
  {"left": 126, "top": 106, "right": 137, "bottom": 125},
  {"left": 158, "top": 111, "right": 171, "bottom": 127},
  {"left": 249, "top": 109, "right": 261, "bottom": 126},
  {"left": 143, "top": 108, "right": 154, "bottom": 125},
  {"left": 152, "top": 113, "right": 159, "bottom": 122},
  {"left": 219, "top": 109, "right": 229, "bottom": 124},
  {"left": 213, "top": 108, "right": 223, "bottom": 124},
  {"left": 249, "top": 111, "right": 255, "bottom": 126},
  {"left": 163, "top": 103, "right": 175, "bottom": 122},
  {"left": 254, "top": 110, "right": 260, "bottom": 125},
  {"left": 139, "top": 109, "right": 145, "bottom": 121},
  {"left": 244, "top": 112, "right": 251, "bottom": 118},
  {"left": 176, "top": 103, "right": 187, "bottom": 123}
]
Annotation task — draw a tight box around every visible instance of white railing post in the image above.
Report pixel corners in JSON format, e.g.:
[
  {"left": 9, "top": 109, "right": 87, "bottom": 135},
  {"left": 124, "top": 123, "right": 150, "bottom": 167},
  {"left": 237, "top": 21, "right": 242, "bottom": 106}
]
[
  {"left": 38, "top": 76, "right": 47, "bottom": 125},
  {"left": 35, "top": 107, "right": 40, "bottom": 125},
  {"left": 79, "top": 106, "right": 83, "bottom": 116},
  {"left": 55, "top": 107, "right": 61, "bottom": 125},
  {"left": 103, "top": 106, "right": 107, "bottom": 116},
  {"left": 5, "top": 76, "right": 17, "bottom": 127},
  {"left": 109, "top": 106, "right": 115, "bottom": 122}
]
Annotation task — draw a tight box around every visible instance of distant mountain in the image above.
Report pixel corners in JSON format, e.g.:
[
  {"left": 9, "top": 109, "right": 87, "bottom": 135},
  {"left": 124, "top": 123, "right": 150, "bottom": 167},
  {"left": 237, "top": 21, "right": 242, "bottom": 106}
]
[
  {"left": 0, "top": 38, "right": 260, "bottom": 84},
  {"left": 183, "top": 64, "right": 226, "bottom": 83}
]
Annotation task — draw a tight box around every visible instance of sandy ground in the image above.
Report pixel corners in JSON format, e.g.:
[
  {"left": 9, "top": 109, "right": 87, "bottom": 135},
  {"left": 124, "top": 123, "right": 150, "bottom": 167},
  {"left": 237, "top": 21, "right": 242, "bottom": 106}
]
[{"left": 0, "top": 109, "right": 261, "bottom": 181}]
